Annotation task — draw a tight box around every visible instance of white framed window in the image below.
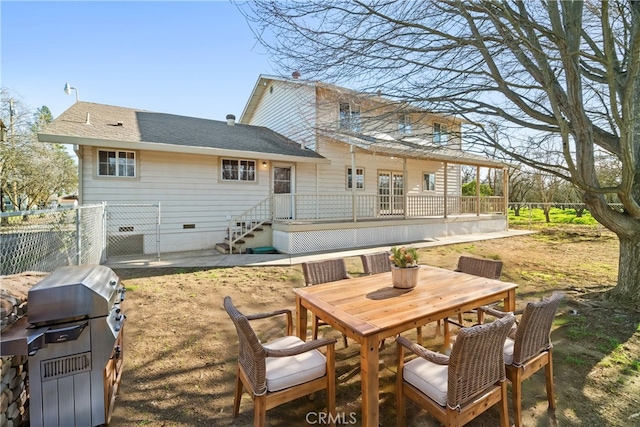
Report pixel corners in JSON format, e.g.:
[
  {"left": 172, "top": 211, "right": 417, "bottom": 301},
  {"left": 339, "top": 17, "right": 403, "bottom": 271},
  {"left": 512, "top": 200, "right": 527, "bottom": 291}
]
[
  {"left": 339, "top": 102, "right": 361, "bottom": 131},
  {"left": 423, "top": 173, "right": 436, "bottom": 191},
  {"left": 222, "top": 158, "right": 256, "bottom": 182},
  {"left": 98, "top": 150, "right": 136, "bottom": 177},
  {"left": 347, "top": 167, "right": 365, "bottom": 190},
  {"left": 398, "top": 114, "right": 412, "bottom": 134},
  {"left": 433, "top": 123, "right": 448, "bottom": 144}
]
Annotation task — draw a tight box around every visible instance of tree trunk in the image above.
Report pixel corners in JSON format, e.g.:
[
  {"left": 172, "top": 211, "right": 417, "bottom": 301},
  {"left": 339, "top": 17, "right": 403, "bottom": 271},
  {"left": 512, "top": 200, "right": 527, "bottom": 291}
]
[
  {"left": 613, "top": 235, "right": 640, "bottom": 304},
  {"left": 542, "top": 206, "right": 551, "bottom": 223}
]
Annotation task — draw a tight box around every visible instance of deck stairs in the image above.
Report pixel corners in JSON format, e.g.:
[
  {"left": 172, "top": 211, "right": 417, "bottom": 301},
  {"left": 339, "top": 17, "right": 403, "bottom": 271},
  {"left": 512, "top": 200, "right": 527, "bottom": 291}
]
[{"left": 214, "top": 196, "right": 273, "bottom": 254}]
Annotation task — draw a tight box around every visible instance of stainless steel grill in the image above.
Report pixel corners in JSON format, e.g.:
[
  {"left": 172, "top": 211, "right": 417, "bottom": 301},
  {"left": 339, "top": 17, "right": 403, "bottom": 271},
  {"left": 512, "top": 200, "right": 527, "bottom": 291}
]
[{"left": 0, "top": 265, "right": 126, "bottom": 427}]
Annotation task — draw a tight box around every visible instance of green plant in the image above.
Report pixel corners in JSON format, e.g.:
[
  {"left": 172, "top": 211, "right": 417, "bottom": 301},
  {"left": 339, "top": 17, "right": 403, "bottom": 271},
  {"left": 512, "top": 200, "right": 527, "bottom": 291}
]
[{"left": 389, "top": 246, "right": 419, "bottom": 268}]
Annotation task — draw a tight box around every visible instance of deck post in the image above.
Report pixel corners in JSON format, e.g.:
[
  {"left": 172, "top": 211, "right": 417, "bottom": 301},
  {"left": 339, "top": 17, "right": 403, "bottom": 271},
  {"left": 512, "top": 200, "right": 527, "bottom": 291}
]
[{"left": 443, "top": 162, "right": 448, "bottom": 218}]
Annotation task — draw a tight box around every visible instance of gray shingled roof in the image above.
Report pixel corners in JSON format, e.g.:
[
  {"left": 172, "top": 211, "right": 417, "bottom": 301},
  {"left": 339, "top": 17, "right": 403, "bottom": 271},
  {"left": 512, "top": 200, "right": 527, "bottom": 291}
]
[{"left": 38, "top": 102, "right": 326, "bottom": 162}]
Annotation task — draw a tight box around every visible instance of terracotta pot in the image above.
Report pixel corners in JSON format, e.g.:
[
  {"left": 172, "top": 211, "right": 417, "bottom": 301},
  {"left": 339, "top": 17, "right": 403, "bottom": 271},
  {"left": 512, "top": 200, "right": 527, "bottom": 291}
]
[{"left": 391, "top": 265, "right": 420, "bottom": 289}]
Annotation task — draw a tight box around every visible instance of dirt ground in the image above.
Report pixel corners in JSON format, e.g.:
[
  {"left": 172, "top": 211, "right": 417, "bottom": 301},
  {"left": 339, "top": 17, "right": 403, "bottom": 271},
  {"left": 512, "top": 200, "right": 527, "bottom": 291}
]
[{"left": 109, "top": 225, "right": 640, "bottom": 427}]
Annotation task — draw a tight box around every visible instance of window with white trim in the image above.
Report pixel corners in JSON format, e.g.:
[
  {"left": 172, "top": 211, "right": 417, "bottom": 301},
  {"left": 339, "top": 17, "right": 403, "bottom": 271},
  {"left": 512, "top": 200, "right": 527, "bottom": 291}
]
[
  {"left": 423, "top": 173, "right": 436, "bottom": 191},
  {"left": 339, "top": 102, "right": 361, "bottom": 131},
  {"left": 222, "top": 158, "right": 256, "bottom": 182},
  {"left": 347, "top": 167, "right": 365, "bottom": 190},
  {"left": 433, "top": 123, "right": 448, "bottom": 144},
  {"left": 98, "top": 150, "right": 136, "bottom": 177},
  {"left": 398, "top": 114, "right": 412, "bottom": 134}
]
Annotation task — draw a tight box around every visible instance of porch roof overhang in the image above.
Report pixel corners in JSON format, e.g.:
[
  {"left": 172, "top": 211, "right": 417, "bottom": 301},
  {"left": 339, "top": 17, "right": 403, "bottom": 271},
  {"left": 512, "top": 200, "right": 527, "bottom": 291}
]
[
  {"left": 38, "top": 133, "right": 330, "bottom": 164},
  {"left": 323, "top": 130, "right": 506, "bottom": 169}
]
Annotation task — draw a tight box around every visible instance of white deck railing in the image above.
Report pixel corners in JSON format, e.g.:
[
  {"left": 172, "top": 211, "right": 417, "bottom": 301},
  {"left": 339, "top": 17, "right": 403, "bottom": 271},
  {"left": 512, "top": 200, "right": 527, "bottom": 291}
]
[
  {"left": 227, "top": 193, "right": 505, "bottom": 251},
  {"left": 272, "top": 194, "right": 505, "bottom": 221}
]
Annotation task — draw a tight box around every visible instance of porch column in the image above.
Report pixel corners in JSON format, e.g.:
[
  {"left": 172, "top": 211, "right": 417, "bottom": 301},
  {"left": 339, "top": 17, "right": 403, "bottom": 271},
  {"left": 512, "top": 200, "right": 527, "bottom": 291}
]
[
  {"left": 403, "top": 158, "right": 408, "bottom": 219},
  {"left": 476, "top": 166, "right": 481, "bottom": 216},
  {"left": 443, "top": 162, "right": 448, "bottom": 218},
  {"left": 351, "top": 144, "right": 357, "bottom": 222},
  {"left": 503, "top": 166, "right": 509, "bottom": 228}
]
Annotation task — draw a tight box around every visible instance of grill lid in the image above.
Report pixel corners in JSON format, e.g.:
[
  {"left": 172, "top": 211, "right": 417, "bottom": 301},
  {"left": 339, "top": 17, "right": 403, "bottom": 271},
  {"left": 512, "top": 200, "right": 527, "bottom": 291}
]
[{"left": 27, "top": 265, "right": 121, "bottom": 325}]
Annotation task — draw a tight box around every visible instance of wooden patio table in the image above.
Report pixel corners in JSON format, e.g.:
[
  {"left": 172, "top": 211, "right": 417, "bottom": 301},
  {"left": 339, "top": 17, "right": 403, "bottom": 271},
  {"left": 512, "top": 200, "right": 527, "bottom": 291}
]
[{"left": 294, "top": 264, "right": 517, "bottom": 427}]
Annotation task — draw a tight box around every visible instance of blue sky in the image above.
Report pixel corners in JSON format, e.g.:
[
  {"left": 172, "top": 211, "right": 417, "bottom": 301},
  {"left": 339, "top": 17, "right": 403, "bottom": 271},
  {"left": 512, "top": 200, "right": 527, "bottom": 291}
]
[{"left": 2, "top": 1, "right": 275, "bottom": 122}]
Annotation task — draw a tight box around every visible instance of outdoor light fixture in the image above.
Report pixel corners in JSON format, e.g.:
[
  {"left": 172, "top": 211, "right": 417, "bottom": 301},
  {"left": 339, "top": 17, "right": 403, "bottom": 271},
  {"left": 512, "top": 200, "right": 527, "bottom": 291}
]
[
  {"left": 64, "top": 82, "right": 79, "bottom": 102},
  {"left": 262, "top": 161, "right": 268, "bottom": 168}
]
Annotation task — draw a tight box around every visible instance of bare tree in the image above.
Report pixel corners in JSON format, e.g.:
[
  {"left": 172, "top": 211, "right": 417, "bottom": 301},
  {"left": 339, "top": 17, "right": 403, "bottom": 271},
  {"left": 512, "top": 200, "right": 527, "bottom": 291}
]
[
  {"left": 1, "top": 88, "right": 77, "bottom": 213},
  {"left": 239, "top": 0, "right": 640, "bottom": 303}
]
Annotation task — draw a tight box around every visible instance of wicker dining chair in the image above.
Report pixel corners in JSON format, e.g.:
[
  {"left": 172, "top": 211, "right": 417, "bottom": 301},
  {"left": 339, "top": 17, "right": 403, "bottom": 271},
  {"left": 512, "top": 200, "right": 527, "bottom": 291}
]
[
  {"left": 396, "top": 312, "right": 516, "bottom": 427},
  {"left": 360, "top": 251, "right": 426, "bottom": 346},
  {"left": 478, "top": 291, "right": 564, "bottom": 427},
  {"left": 223, "top": 296, "right": 337, "bottom": 427},
  {"left": 301, "top": 258, "right": 351, "bottom": 347},
  {"left": 360, "top": 251, "right": 393, "bottom": 275},
  {"left": 449, "top": 256, "right": 505, "bottom": 327}
]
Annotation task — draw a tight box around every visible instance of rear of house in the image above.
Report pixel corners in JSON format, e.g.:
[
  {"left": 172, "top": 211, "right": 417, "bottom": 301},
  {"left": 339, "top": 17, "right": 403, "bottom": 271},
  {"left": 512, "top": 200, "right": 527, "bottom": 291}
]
[{"left": 38, "top": 102, "right": 327, "bottom": 256}]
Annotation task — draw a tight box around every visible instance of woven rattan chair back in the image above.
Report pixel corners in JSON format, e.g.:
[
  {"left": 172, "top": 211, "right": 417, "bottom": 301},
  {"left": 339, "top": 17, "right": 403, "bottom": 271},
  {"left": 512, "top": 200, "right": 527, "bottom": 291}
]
[
  {"left": 301, "top": 258, "right": 350, "bottom": 285},
  {"left": 457, "top": 256, "right": 503, "bottom": 280},
  {"left": 512, "top": 291, "right": 564, "bottom": 366},
  {"left": 360, "top": 252, "right": 392, "bottom": 275},
  {"left": 447, "top": 312, "right": 515, "bottom": 408},
  {"left": 223, "top": 296, "right": 267, "bottom": 395}
]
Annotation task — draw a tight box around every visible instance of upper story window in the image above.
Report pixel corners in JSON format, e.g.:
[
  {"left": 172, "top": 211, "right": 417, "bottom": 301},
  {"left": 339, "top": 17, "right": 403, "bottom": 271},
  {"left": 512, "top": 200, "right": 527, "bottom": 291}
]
[
  {"left": 98, "top": 150, "right": 136, "bottom": 177},
  {"left": 347, "top": 167, "right": 365, "bottom": 190},
  {"left": 339, "top": 102, "right": 361, "bottom": 131},
  {"left": 433, "top": 123, "right": 448, "bottom": 144},
  {"left": 398, "top": 114, "right": 412, "bottom": 134},
  {"left": 222, "top": 158, "right": 256, "bottom": 182}
]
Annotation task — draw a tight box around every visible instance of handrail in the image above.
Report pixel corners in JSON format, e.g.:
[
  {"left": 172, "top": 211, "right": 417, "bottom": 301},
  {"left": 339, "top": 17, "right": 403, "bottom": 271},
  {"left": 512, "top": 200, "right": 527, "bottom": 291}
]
[{"left": 228, "top": 195, "right": 273, "bottom": 254}]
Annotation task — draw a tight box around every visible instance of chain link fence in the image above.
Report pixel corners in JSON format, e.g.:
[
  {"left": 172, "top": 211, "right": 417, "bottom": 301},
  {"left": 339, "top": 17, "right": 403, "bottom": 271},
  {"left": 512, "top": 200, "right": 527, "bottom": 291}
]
[
  {"left": 0, "top": 204, "right": 106, "bottom": 275},
  {"left": 0, "top": 203, "right": 161, "bottom": 275},
  {"left": 105, "top": 203, "right": 160, "bottom": 260}
]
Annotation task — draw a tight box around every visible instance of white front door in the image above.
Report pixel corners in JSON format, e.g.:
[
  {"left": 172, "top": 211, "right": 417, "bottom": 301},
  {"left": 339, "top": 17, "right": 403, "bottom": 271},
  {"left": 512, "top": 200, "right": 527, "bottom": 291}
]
[{"left": 273, "top": 165, "right": 294, "bottom": 219}]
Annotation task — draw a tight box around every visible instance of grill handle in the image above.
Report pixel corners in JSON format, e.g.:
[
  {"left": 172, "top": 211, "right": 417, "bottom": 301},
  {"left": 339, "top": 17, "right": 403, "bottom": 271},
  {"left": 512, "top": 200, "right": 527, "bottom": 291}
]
[{"left": 44, "top": 321, "right": 88, "bottom": 344}]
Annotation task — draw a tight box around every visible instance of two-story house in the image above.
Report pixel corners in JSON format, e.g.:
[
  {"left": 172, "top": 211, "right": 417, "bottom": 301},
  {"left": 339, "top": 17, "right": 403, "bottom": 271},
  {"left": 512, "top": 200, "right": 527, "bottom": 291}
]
[
  {"left": 37, "top": 74, "right": 506, "bottom": 258},
  {"left": 236, "top": 74, "right": 507, "bottom": 254}
]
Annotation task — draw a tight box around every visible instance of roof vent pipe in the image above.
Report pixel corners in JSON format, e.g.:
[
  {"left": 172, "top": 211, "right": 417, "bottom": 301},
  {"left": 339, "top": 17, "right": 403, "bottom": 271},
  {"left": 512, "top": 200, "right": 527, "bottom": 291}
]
[
  {"left": 292, "top": 71, "right": 301, "bottom": 79},
  {"left": 85, "top": 113, "right": 91, "bottom": 125},
  {"left": 226, "top": 114, "right": 236, "bottom": 126}
]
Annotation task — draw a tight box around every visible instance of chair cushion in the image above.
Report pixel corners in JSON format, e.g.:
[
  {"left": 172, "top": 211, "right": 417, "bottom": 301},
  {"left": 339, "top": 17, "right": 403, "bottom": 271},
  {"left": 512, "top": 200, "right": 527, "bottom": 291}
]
[
  {"left": 504, "top": 337, "right": 515, "bottom": 365},
  {"left": 263, "top": 336, "right": 327, "bottom": 392},
  {"left": 403, "top": 356, "right": 449, "bottom": 406}
]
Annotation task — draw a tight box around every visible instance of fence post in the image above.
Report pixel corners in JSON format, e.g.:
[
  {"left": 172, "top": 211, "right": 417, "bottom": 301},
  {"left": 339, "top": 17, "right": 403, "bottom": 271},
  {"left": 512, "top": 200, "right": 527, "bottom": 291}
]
[
  {"left": 76, "top": 207, "right": 82, "bottom": 265},
  {"left": 101, "top": 202, "right": 107, "bottom": 264},
  {"left": 156, "top": 201, "right": 161, "bottom": 261}
]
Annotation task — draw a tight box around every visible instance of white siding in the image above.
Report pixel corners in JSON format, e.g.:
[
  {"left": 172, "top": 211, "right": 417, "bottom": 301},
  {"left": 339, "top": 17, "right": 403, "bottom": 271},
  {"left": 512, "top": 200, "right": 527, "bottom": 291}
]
[
  {"left": 298, "top": 139, "right": 460, "bottom": 196},
  {"left": 249, "top": 81, "right": 317, "bottom": 150},
  {"left": 82, "top": 148, "right": 270, "bottom": 253}
]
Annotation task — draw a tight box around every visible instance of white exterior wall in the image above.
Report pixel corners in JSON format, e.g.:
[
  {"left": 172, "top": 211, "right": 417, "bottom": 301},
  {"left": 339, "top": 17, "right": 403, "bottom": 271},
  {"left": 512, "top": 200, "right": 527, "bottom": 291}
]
[
  {"left": 249, "top": 80, "right": 317, "bottom": 150},
  {"left": 306, "top": 139, "right": 460, "bottom": 196},
  {"left": 80, "top": 146, "right": 270, "bottom": 253}
]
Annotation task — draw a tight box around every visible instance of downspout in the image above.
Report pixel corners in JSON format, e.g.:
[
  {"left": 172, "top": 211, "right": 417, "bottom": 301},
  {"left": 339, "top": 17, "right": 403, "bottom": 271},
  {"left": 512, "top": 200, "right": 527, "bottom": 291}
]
[
  {"left": 443, "top": 162, "right": 448, "bottom": 218},
  {"left": 351, "top": 144, "right": 357, "bottom": 222}
]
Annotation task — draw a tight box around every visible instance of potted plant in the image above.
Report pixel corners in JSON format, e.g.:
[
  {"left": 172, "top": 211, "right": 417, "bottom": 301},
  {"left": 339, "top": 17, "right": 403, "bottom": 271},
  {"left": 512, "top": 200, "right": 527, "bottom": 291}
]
[{"left": 389, "top": 246, "right": 420, "bottom": 288}]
